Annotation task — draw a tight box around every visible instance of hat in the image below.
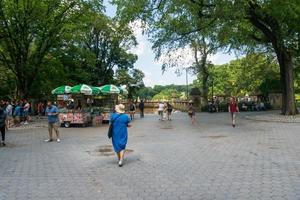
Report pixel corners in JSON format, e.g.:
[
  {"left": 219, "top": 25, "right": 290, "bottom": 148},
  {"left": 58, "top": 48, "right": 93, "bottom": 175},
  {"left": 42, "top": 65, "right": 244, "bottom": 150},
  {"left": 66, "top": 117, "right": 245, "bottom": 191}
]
[
  {"left": 189, "top": 100, "right": 193, "bottom": 103},
  {"left": 115, "top": 104, "right": 126, "bottom": 114}
]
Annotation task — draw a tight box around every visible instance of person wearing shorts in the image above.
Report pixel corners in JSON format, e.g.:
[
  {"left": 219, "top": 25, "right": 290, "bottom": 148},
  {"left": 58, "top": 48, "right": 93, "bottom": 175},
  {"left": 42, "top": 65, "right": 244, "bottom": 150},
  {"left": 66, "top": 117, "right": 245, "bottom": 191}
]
[
  {"left": 228, "top": 97, "right": 239, "bottom": 127},
  {"left": 129, "top": 102, "right": 136, "bottom": 120},
  {"left": 166, "top": 102, "right": 173, "bottom": 121},
  {"left": 23, "top": 100, "right": 30, "bottom": 125},
  {"left": 158, "top": 102, "right": 165, "bottom": 120},
  {"left": 45, "top": 101, "right": 60, "bottom": 142},
  {"left": 5, "top": 101, "right": 13, "bottom": 128},
  {"left": 187, "top": 100, "right": 196, "bottom": 124}
]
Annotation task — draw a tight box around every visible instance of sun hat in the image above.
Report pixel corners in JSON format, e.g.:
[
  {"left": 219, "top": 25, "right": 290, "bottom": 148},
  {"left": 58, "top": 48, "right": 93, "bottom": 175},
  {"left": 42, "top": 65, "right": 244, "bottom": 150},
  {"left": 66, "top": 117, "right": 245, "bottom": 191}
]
[{"left": 115, "top": 104, "right": 126, "bottom": 114}]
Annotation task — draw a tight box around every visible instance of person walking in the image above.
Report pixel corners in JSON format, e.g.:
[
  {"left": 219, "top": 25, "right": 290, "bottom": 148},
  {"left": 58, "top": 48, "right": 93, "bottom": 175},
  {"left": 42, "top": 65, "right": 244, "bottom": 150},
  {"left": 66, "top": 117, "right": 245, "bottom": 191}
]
[
  {"left": 129, "top": 101, "right": 136, "bottom": 120},
  {"left": 37, "top": 102, "right": 45, "bottom": 120},
  {"left": 45, "top": 101, "right": 60, "bottom": 142},
  {"left": 139, "top": 100, "right": 145, "bottom": 118},
  {"left": 158, "top": 101, "right": 165, "bottom": 120},
  {"left": 110, "top": 104, "right": 131, "bottom": 167},
  {"left": 0, "top": 103, "right": 7, "bottom": 146},
  {"left": 166, "top": 102, "right": 173, "bottom": 121},
  {"left": 13, "top": 103, "right": 21, "bottom": 127},
  {"left": 228, "top": 97, "right": 239, "bottom": 127},
  {"left": 5, "top": 101, "right": 13, "bottom": 128},
  {"left": 23, "top": 100, "right": 30, "bottom": 125},
  {"left": 187, "top": 100, "right": 196, "bottom": 125}
]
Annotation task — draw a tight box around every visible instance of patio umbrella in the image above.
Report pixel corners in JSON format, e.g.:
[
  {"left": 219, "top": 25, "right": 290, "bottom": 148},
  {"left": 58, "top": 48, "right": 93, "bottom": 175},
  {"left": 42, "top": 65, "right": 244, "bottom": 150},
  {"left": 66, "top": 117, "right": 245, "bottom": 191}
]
[
  {"left": 99, "top": 84, "right": 120, "bottom": 94},
  {"left": 70, "top": 84, "right": 100, "bottom": 95},
  {"left": 51, "top": 85, "right": 72, "bottom": 95},
  {"left": 91, "top": 86, "right": 102, "bottom": 95}
]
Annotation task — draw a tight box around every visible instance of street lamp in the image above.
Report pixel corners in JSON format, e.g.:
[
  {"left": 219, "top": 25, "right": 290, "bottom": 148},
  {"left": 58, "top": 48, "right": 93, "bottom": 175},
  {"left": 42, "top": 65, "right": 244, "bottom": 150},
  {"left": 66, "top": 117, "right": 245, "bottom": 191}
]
[{"left": 186, "top": 68, "right": 189, "bottom": 100}]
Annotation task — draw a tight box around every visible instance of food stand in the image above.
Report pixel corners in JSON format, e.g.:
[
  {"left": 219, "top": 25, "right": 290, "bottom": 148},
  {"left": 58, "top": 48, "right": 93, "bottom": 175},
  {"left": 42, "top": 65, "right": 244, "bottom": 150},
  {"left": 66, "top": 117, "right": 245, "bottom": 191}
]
[
  {"left": 58, "top": 107, "right": 92, "bottom": 127},
  {"left": 52, "top": 84, "right": 127, "bottom": 127}
]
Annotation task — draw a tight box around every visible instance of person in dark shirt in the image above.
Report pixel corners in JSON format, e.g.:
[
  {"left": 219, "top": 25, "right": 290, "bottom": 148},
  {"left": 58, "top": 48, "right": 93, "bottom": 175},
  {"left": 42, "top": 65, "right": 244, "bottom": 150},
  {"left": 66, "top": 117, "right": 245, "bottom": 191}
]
[
  {"left": 139, "top": 100, "right": 145, "bottom": 118},
  {"left": 0, "top": 103, "right": 7, "bottom": 146},
  {"left": 166, "top": 102, "right": 173, "bottom": 121}
]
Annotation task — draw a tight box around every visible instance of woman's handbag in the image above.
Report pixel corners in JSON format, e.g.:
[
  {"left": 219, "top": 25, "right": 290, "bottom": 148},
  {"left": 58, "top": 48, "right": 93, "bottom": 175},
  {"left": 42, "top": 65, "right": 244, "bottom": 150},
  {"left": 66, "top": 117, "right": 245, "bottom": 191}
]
[{"left": 108, "top": 114, "right": 122, "bottom": 139}]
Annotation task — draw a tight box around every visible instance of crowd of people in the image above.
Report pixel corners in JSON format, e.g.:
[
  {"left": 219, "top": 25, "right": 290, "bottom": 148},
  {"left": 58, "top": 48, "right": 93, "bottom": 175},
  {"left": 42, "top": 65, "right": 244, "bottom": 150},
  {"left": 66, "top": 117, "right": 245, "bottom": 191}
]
[
  {"left": 0, "top": 99, "right": 37, "bottom": 128},
  {"left": 0, "top": 97, "right": 240, "bottom": 166}
]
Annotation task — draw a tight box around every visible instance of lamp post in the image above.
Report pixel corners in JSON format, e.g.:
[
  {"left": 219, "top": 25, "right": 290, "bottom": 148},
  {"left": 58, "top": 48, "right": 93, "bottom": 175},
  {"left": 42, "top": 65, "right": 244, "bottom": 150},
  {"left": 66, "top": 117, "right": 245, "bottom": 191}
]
[
  {"left": 211, "top": 77, "right": 214, "bottom": 101},
  {"left": 186, "top": 68, "right": 189, "bottom": 100}
]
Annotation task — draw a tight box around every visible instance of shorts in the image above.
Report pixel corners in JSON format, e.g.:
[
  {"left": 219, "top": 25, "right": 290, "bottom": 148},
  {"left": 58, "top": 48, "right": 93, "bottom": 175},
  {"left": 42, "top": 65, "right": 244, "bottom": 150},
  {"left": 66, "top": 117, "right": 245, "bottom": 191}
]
[
  {"left": 188, "top": 112, "right": 195, "bottom": 117},
  {"left": 158, "top": 110, "right": 163, "bottom": 115},
  {"left": 48, "top": 122, "right": 59, "bottom": 131},
  {"left": 167, "top": 109, "right": 173, "bottom": 114}
]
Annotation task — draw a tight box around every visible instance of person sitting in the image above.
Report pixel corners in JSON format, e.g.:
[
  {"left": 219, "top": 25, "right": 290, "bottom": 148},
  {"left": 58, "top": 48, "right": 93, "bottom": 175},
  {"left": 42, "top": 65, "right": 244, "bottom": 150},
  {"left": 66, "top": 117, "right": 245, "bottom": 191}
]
[
  {"left": 67, "top": 100, "right": 75, "bottom": 110},
  {"left": 242, "top": 103, "right": 248, "bottom": 111},
  {"left": 76, "top": 101, "right": 82, "bottom": 111},
  {"left": 260, "top": 102, "right": 266, "bottom": 111}
]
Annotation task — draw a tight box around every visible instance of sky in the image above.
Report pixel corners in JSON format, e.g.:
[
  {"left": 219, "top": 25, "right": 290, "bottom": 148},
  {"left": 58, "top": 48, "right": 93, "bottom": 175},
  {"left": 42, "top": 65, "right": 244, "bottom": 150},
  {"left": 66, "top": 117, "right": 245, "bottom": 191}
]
[{"left": 103, "top": 1, "right": 236, "bottom": 87}]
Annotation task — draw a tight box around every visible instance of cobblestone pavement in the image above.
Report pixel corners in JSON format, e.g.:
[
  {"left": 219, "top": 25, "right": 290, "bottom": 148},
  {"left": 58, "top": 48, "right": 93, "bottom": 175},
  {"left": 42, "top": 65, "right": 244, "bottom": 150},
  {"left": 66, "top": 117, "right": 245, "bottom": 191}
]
[
  {"left": 244, "top": 110, "right": 300, "bottom": 123},
  {"left": 0, "top": 112, "right": 300, "bottom": 200}
]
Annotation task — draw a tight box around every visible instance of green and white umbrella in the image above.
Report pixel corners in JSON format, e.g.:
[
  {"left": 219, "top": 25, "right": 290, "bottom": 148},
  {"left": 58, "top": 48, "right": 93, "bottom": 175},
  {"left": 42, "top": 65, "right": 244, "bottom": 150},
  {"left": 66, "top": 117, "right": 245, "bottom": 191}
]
[
  {"left": 99, "top": 84, "right": 120, "bottom": 94},
  {"left": 70, "top": 84, "right": 101, "bottom": 95},
  {"left": 51, "top": 85, "right": 72, "bottom": 95}
]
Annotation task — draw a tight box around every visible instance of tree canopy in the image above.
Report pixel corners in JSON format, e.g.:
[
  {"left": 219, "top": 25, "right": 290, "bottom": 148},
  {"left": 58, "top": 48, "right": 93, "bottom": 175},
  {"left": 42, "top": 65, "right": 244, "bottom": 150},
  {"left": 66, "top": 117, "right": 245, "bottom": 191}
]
[
  {"left": 193, "top": 53, "right": 280, "bottom": 97},
  {"left": 0, "top": 0, "right": 143, "bottom": 99},
  {"left": 113, "top": 0, "right": 300, "bottom": 115}
]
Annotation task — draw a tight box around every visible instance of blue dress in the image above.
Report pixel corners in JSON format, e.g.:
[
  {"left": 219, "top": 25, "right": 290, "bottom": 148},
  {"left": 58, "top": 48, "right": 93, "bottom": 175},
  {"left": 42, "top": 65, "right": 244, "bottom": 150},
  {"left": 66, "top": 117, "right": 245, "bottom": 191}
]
[{"left": 111, "top": 113, "right": 131, "bottom": 153}]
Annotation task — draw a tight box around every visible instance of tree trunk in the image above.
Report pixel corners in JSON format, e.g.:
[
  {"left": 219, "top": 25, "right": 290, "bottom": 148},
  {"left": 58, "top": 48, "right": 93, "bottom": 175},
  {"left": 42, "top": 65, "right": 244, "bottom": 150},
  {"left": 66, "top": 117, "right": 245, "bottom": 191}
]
[
  {"left": 276, "top": 49, "right": 297, "bottom": 115},
  {"left": 202, "top": 70, "right": 209, "bottom": 106}
]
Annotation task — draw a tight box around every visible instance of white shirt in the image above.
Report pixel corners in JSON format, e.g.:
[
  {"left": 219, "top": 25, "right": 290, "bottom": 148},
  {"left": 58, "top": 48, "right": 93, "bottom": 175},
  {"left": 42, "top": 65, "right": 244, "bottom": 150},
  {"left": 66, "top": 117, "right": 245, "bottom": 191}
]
[
  {"left": 24, "top": 103, "right": 30, "bottom": 111},
  {"left": 6, "top": 104, "right": 13, "bottom": 116},
  {"left": 158, "top": 103, "right": 165, "bottom": 111}
]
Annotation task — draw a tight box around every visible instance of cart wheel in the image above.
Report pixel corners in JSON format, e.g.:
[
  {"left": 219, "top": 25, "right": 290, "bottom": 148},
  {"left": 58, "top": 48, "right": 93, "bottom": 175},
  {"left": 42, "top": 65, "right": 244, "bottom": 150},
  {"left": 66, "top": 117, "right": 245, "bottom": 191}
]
[{"left": 64, "top": 122, "right": 70, "bottom": 128}]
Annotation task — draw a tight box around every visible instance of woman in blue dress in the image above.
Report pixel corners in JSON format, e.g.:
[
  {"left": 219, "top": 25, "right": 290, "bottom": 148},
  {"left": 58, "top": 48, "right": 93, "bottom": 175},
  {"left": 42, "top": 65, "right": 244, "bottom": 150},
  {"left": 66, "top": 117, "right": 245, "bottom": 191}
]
[{"left": 111, "top": 104, "right": 131, "bottom": 167}]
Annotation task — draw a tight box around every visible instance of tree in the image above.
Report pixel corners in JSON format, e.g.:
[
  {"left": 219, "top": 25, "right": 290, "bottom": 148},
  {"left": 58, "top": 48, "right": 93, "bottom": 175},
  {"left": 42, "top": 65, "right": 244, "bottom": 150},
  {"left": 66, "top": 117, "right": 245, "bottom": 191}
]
[
  {"left": 136, "top": 87, "right": 156, "bottom": 100},
  {"left": 202, "top": 53, "right": 280, "bottom": 97},
  {"left": 0, "top": 0, "right": 80, "bottom": 98},
  {"left": 0, "top": 64, "right": 15, "bottom": 99},
  {"left": 114, "top": 0, "right": 220, "bottom": 106},
  {"left": 80, "top": 13, "right": 138, "bottom": 85},
  {"left": 113, "top": 0, "right": 300, "bottom": 115},
  {"left": 152, "top": 88, "right": 182, "bottom": 100},
  {"left": 115, "top": 68, "right": 145, "bottom": 99}
]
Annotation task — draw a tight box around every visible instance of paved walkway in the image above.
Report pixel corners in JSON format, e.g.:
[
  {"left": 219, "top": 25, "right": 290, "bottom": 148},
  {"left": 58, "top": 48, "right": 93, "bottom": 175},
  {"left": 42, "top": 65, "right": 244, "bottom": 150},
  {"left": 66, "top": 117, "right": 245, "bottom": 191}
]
[
  {"left": 244, "top": 110, "right": 300, "bottom": 123},
  {"left": 0, "top": 112, "right": 300, "bottom": 200}
]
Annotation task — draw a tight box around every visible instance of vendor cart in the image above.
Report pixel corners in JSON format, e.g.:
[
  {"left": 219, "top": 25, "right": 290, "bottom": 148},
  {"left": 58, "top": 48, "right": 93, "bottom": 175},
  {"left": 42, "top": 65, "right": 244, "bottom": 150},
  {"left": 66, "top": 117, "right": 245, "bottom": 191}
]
[
  {"left": 59, "top": 108, "right": 92, "bottom": 128},
  {"left": 52, "top": 84, "right": 126, "bottom": 127}
]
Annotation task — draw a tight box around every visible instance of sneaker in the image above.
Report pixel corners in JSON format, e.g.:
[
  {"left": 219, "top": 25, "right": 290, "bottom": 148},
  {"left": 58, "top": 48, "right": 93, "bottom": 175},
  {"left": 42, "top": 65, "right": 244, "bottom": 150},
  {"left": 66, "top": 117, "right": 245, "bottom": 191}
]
[
  {"left": 24, "top": 121, "right": 29, "bottom": 125},
  {"left": 118, "top": 160, "right": 123, "bottom": 167},
  {"left": 1, "top": 141, "right": 5, "bottom": 146},
  {"left": 57, "top": 138, "right": 60, "bottom": 143},
  {"left": 44, "top": 139, "right": 53, "bottom": 142},
  {"left": 232, "top": 124, "right": 236, "bottom": 127}
]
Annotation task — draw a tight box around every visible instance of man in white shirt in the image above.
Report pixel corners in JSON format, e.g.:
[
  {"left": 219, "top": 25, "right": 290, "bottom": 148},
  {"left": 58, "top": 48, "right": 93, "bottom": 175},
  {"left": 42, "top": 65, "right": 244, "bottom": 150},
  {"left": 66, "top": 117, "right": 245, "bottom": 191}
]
[
  {"left": 23, "top": 100, "right": 30, "bottom": 125},
  {"left": 5, "top": 101, "right": 13, "bottom": 128},
  {"left": 158, "top": 102, "right": 165, "bottom": 120}
]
